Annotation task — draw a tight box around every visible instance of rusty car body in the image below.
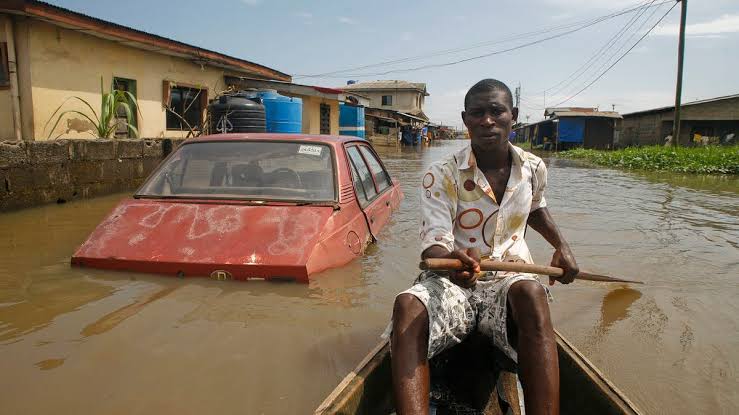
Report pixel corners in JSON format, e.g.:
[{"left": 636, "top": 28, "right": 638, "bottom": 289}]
[{"left": 71, "top": 134, "right": 403, "bottom": 282}]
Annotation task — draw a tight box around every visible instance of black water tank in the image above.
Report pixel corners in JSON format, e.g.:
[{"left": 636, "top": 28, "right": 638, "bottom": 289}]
[{"left": 208, "top": 94, "right": 266, "bottom": 134}]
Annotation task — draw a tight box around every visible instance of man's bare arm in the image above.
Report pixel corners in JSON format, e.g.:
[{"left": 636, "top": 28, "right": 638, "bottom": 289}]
[
  {"left": 422, "top": 246, "right": 480, "bottom": 289},
  {"left": 527, "top": 207, "right": 579, "bottom": 284}
]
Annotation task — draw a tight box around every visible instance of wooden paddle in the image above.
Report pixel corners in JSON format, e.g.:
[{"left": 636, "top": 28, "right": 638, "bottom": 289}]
[{"left": 419, "top": 258, "right": 643, "bottom": 284}]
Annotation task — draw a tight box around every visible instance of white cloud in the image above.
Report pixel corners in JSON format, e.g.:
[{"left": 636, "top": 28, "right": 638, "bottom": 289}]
[
  {"left": 295, "top": 11, "right": 313, "bottom": 24},
  {"left": 338, "top": 16, "right": 358, "bottom": 25},
  {"left": 241, "top": 0, "right": 260, "bottom": 5},
  {"left": 551, "top": 12, "right": 574, "bottom": 20},
  {"left": 654, "top": 13, "right": 739, "bottom": 36},
  {"left": 543, "top": 0, "right": 637, "bottom": 10},
  {"left": 400, "top": 31, "right": 413, "bottom": 41}
]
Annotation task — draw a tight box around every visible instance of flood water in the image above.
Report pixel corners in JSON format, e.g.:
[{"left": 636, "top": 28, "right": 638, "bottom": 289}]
[{"left": 1, "top": 140, "right": 737, "bottom": 414}]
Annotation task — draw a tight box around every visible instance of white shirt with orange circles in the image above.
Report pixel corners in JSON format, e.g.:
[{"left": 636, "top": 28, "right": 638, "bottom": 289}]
[{"left": 420, "top": 143, "right": 547, "bottom": 265}]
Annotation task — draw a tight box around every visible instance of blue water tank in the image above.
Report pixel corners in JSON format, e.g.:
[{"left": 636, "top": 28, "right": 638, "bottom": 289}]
[
  {"left": 339, "top": 103, "right": 365, "bottom": 139},
  {"left": 255, "top": 90, "right": 302, "bottom": 133}
]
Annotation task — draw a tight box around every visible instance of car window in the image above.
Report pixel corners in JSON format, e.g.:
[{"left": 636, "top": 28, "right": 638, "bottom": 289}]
[
  {"left": 358, "top": 146, "right": 391, "bottom": 192},
  {"left": 348, "top": 157, "right": 369, "bottom": 206},
  {"left": 136, "top": 141, "right": 336, "bottom": 201},
  {"left": 346, "top": 146, "right": 377, "bottom": 202}
]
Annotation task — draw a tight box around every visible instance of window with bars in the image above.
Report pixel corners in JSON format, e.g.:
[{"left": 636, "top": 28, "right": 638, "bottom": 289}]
[
  {"left": 113, "top": 77, "right": 137, "bottom": 138},
  {"left": 0, "top": 43, "right": 9, "bottom": 89},
  {"left": 381, "top": 95, "right": 392, "bottom": 106},
  {"left": 320, "top": 103, "right": 331, "bottom": 134},
  {"left": 164, "top": 81, "right": 207, "bottom": 131}
]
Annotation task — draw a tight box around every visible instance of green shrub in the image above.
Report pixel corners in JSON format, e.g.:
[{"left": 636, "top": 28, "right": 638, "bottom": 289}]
[{"left": 560, "top": 145, "right": 739, "bottom": 174}]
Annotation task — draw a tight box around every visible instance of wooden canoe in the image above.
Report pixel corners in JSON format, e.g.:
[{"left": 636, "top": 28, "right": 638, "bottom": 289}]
[{"left": 315, "top": 329, "right": 642, "bottom": 415}]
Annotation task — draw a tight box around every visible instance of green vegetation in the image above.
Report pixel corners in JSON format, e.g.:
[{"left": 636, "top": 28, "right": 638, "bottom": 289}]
[
  {"left": 45, "top": 77, "right": 140, "bottom": 139},
  {"left": 560, "top": 145, "right": 739, "bottom": 175}
]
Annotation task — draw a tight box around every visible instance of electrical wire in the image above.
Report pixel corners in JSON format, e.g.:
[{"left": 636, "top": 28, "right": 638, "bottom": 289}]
[
  {"left": 551, "top": 1, "right": 678, "bottom": 107},
  {"left": 294, "top": 0, "right": 673, "bottom": 79},
  {"left": 533, "top": 0, "right": 657, "bottom": 98}
]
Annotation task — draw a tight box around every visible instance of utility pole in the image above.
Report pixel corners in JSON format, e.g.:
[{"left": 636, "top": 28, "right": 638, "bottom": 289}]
[
  {"left": 672, "top": 0, "right": 688, "bottom": 147},
  {"left": 612, "top": 104, "right": 616, "bottom": 111},
  {"left": 514, "top": 84, "right": 521, "bottom": 109}
]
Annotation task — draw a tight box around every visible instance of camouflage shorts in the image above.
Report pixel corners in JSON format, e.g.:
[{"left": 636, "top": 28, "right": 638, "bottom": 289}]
[{"left": 393, "top": 271, "right": 550, "bottom": 363}]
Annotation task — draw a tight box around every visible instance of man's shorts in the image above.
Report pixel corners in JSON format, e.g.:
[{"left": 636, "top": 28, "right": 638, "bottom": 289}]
[{"left": 390, "top": 271, "right": 551, "bottom": 363}]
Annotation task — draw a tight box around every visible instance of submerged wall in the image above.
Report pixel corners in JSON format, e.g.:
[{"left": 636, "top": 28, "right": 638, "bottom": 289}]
[{"left": 0, "top": 138, "right": 184, "bottom": 212}]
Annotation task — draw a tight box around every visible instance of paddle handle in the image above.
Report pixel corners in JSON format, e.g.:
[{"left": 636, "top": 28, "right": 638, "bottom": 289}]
[{"left": 419, "top": 259, "right": 643, "bottom": 284}]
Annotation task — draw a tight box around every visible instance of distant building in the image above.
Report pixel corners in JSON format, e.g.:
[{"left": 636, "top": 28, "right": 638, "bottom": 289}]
[
  {"left": 621, "top": 94, "right": 739, "bottom": 146},
  {"left": 0, "top": 0, "right": 290, "bottom": 140},
  {"left": 341, "top": 80, "right": 429, "bottom": 121},
  {"left": 514, "top": 107, "right": 622, "bottom": 150}
]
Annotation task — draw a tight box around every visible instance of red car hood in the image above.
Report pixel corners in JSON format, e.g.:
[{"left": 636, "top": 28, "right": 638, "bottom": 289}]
[{"left": 72, "top": 199, "right": 336, "bottom": 282}]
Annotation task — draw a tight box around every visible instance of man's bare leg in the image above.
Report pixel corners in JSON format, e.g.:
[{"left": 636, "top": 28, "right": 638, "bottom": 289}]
[
  {"left": 391, "top": 293, "right": 430, "bottom": 415},
  {"left": 508, "top": 281, "right": 560, "bottom": 415}
]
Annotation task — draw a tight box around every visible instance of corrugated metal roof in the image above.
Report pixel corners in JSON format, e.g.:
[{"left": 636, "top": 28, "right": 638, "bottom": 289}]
[
  {"left": 1, "top": 0, "right": 290, "bottom": 81},
  {"left": 622, "top": 93, "right": 739, "bottom": 117},
  {"left": 342, "top": 80, "right": 428, "bottom": 95},
  {"left": 551, "top": 110, "right": 622, "bottom": 119}
]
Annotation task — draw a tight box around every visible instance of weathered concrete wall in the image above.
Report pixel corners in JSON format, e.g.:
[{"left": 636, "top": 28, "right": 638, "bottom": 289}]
[
  {"left": 301, "top": 96, "right": 340, "bottom": 135},
  {"left": 353, "top": 90, "right": 424, "bottom": 114},
  {"left": 0, "top": 138, "right": 185, "bottom": 212}
]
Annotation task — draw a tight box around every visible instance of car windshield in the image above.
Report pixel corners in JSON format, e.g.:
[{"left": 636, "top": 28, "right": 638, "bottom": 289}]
[{"left": 136, "top": 141, "right": 336, "bottom": 202}]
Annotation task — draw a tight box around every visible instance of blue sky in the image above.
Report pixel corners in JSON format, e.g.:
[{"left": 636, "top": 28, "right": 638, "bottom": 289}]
[{"left": 48, "top": 0, "right": 739, "bottom": 127}]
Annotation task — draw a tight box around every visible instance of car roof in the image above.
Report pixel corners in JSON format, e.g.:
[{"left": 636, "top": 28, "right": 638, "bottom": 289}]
[{"left": 185, "top": 133, "right": 366, "bottom": 146}]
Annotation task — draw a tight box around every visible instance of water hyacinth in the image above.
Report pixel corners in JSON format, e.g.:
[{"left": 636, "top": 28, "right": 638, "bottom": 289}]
[{"left": 560, "top": 146, "right": 739, "bottom": 175}]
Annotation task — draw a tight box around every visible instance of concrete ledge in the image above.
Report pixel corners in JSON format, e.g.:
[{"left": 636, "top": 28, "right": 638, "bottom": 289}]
[
  {"left": 0, "top": 141, "right": 28, "bottom": 168},
  {"left": 29, "top": 141, "right": 70, "bottom": 164},
  {"left": 117, "top": 140, "right": 144, "bottom": 159},
  {"left": 143, "top": 139, "right": 163, "bottom": 158},
  {"left": 0, "top": 138, "right": 186, "bottom": 212}
]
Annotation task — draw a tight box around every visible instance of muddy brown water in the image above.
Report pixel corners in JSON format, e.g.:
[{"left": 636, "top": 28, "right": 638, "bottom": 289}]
[{"left": 1, "top": 141, "right": 737, "bottom": 414}]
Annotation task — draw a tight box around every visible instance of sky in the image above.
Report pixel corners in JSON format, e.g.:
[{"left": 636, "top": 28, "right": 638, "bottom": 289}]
[{"left": 47, "top": 0, "right": 739, "bottom": 128}]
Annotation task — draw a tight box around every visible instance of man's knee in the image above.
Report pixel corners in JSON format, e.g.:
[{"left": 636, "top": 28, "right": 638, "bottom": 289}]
[
  {"left": 393, "top": 294, "right": 428, "bottom": 332},
  {"left": 508, "top": 281, "right": 551, "bottom": 332},
  {"left": 393, "top": 294, "right": 428, "bottom": 321}
]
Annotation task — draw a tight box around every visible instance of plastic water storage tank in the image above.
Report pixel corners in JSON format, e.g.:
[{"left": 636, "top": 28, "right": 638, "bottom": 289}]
[
  {"left": 255, "top": 90, "right": 302, "bottom": 134},
  {"left": 208, "top": 94, "right": 266, "bottom": 133},
  {"left": 339, "top": 103, "right": 365, "bottom": 139}
]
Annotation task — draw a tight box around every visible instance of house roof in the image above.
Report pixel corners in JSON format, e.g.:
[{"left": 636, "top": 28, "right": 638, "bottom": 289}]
[
  {"left": 342, "top": 80, "right": 429, "bottom": 96},
  {"left": 225, "top": 76, "right": 342, "bottom": 100},
  {"left": 622, "top": 93, "right": 739, "bottom": 117},
  {"left": 549, "top": 110, "right": 622, "bottom": 119},
  {"left": 0, "top": 0, "right": 291, "bottom": 81}
]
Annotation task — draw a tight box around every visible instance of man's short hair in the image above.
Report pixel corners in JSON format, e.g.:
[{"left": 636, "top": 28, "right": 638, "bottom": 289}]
[{"left": 464, "top": 79, "right": 514, "bottom": 110}]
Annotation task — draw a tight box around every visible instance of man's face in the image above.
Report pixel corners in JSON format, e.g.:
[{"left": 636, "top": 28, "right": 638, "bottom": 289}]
[{"left": 462, "top": 90, "right": 518, "bottom": 151}]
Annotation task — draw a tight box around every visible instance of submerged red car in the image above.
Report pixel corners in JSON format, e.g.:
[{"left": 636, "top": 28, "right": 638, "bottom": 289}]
[{"left": 71, "top": 134, "right": 403, "bottom": 282}]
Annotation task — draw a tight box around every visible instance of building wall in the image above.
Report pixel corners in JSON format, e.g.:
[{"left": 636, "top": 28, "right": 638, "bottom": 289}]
[
  {"left": 0, "top": 138, "right": 184, "bottom": 211},
  {"left": 301, "top": 96, "right": 339, "bottom": 135},
  {"left": 7, "top": 18, "right": 269, "bottom": 141},
  {"left": 354, "top": 90, "right": 424, "bottom": 114},
  {"left": 622, "top": 97, "right": 739, "bottom": 146},
  {"left": 0, "top": 16, "right": 13, "bottom": 139}
]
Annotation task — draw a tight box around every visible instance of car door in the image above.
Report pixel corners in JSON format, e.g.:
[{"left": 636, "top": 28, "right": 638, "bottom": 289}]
[{"left": 345, "top": 143, "right": 396, "bottom": 238}]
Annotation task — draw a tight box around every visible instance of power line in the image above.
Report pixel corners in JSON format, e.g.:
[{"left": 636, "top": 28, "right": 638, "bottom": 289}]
[
  {"left": 522, "top": 0, "right": 667, "bottom": 108},
  {"left": 294, "top": 0, "right": 672, "bottom": 79},
  {"left": 536, "top": 0, "right": 657, "bottom": 98},
  {"left": 546, "top": 0, "right": 667, "bottom": 105},
  {"left": 551, "top": 1, "right": 679, "bottom": 107}
]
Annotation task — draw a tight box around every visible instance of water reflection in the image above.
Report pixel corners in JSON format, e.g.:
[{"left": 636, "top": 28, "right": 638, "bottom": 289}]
[
  {"left": 0, "top": 141, "right": 737, "bottom": 414},
  {"left": 0, "top": 273, "right": 114, "bottom": 343},
  {"left": 597, "top": 287, "right": 642, "bottom": 336}
]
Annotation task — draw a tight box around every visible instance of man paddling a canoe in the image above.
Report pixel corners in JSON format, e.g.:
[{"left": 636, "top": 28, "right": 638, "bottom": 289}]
[{"left": 391, "top": 79, "right": 579, "bottom": 415}]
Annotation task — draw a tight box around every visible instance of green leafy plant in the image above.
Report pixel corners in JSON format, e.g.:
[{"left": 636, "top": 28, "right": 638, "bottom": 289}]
[
  {"left": 561, "top": 145, "right": 739, "bottom": 175},
  {"left": 45, "top": 77, "right": 140, "bottom": 139}
]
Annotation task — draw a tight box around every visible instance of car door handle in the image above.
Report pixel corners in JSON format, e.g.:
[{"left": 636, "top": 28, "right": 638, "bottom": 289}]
[{"left": 385, "top": 201, "right": 390, "bottom": 207}]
